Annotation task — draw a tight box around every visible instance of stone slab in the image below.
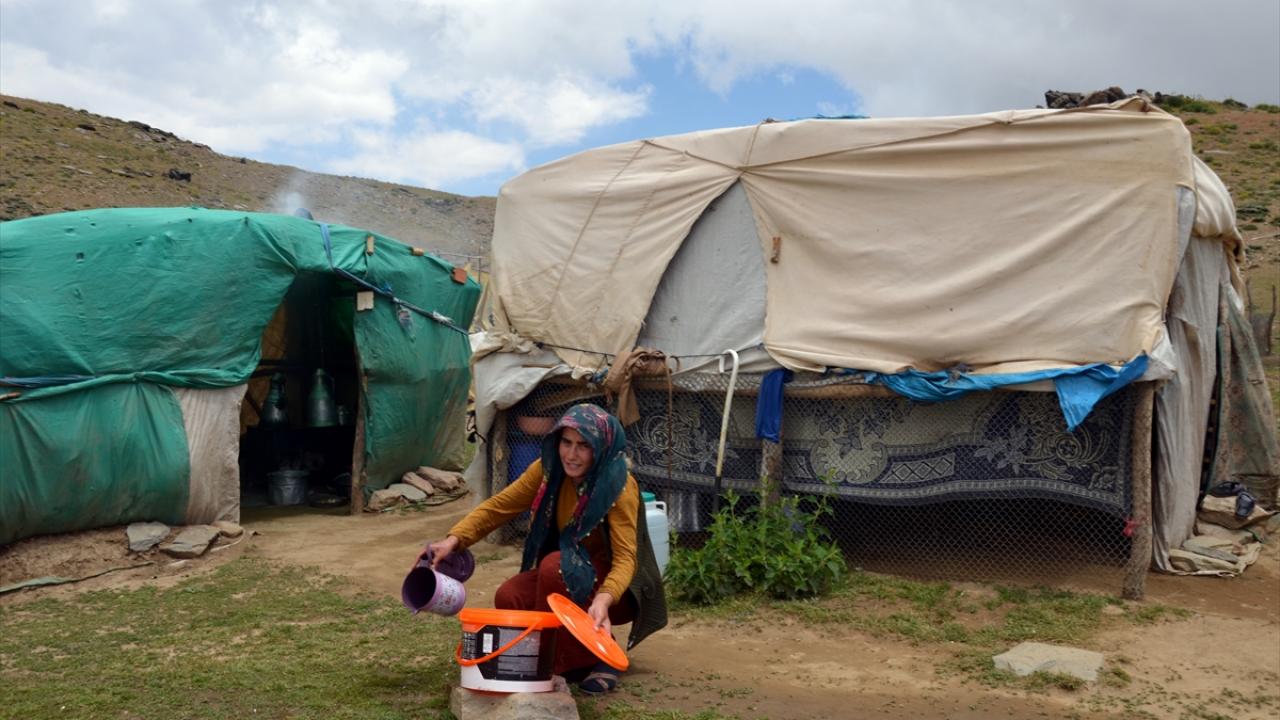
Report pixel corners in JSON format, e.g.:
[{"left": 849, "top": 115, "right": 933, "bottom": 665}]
[
  {"left": 400, "top": 472, "right": 437, "bottom": 497},
  {"left": 416, "top": 465, "right": 464, "bottom": 493},
  {"left": 126, "top": 522, "right": 170, "bottom": 553},
  {"left": 993, "top": 641, "right": 1104, "bottom": 683},
  {"left": 160, "top": 525, "right": 221, "bottom": 558},
  {"left": 389, "top": 482, "right": 428, "bottom": 503},
  {"left": 448, "top": 677, "right": 577, "bottom": 720},
  {"left": 367, "top": 488, "right": 405, "bottom": 512}
]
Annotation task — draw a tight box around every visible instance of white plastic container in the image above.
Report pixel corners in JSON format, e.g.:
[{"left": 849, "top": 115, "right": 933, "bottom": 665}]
[{"left": 642, "top": 492, "right": 670, "bottom": 576}]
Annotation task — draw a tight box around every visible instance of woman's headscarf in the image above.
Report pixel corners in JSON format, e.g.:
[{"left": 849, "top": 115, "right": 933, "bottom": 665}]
[{"left": 520, "top": 403, "right": 629, "bottom": 604}]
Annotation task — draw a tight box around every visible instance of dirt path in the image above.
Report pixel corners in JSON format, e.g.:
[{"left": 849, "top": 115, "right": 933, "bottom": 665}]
[{"left": 4, "top": 503, "right": 1278, "bottom": 719}]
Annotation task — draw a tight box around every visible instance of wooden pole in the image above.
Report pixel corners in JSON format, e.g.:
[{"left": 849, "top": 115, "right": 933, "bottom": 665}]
[
  {"left": 349, "top": 349, "right": 367, "bottom": 514},
  {"left": 761, "top": 437, "right": 784, "bottom": 506},
  {"left": 1122, "top": 382, "right": 1155, "bottom": 600}
]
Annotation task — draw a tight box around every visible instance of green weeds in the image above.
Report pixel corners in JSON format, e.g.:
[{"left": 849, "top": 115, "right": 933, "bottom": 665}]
[{"left": 666, "top": 491, "right": 846, "bottom": 604}]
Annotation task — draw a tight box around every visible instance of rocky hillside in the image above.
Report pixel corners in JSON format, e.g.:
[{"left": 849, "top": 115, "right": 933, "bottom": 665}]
[{"left": 0, "top": 94, "right": 494, "bottom": 258}]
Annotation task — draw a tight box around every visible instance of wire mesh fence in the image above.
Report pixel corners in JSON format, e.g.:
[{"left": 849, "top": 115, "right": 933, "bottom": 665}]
[{"left": 487, "top": 372, "right": 1138, "bottom": 586}]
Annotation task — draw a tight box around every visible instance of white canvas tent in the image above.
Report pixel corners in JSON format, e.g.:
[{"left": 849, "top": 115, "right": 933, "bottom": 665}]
[{"left": 468, "top": 98, "right": 1273, "bottom": 582}]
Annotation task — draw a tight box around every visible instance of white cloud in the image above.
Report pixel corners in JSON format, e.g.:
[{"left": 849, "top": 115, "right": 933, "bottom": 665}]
[
  {"left": 327, "top": 127, "right": 525, "bottom": 188},
  {"left": 1, "top": 0, "right": 1276, "bottom": 191},
  {"left": 469, "top": 76, "right": 650, "bottom": 146}
]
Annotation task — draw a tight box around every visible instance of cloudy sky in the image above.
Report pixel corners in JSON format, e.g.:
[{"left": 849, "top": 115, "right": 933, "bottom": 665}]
[{"left": 2, "top": 0, "right": 1277, "bottom": 196}]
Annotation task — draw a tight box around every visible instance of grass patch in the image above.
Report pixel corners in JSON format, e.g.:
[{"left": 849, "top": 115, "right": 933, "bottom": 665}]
[
  {"left": 673, "top": 569, "right": 1190, "bottom": 692},
  {"left": 0, "top": 557, "right": 462, "bottom": 719}
]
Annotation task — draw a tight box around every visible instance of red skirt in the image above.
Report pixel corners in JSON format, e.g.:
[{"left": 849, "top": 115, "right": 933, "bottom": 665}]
[{"left": 494, "top": 550, "right": 635, "bottom": 675}]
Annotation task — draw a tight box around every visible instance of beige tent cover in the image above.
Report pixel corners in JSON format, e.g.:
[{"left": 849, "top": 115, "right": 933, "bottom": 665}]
[{"left": 491, "top": 99, "right": 1239, "bottom": 376}]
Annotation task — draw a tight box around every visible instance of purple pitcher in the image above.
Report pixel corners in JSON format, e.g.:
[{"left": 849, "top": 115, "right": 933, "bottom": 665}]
[{"left": 400, "top": 547, "right": 475, "bottom": 616}]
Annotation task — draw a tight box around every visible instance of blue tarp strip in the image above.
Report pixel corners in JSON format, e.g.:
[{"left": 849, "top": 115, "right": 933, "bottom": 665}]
[
  {"left": 862, "top": 355, "right": 1149, "bottom": 431},
  {"left": 754, "top": 368, "right": 793, "bottom": 442}
]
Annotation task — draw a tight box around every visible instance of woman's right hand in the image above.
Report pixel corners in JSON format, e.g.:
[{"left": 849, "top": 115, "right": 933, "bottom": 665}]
[{"left": 427, "top": 535, "right": 461, "bottom": 569}]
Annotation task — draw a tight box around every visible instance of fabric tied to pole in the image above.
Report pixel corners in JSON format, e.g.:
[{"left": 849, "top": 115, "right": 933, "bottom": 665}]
[{"left": 755, "top": 368, "right": 793, "bottom": 442}]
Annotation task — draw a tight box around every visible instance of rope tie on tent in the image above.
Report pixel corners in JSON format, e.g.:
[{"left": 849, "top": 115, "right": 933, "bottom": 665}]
[
  {"left": 1, "top": 374, "right": 94, "bottom": 389},
  {"left": 533, "top": 341, "right": 740, "bottom": 362},
  {"left": 319, "top": 223, "right": 468, "bottom": 336}
]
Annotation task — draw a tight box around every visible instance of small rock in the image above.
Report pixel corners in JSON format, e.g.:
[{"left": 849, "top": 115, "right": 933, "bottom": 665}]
[
  {"left": 993, "top": 642, "right": 1104, "bottom": 683},
  {"left": 126, "top": 522, "right": 170, "bottom": 552},
  {"left": 367, "top": 487, "right": 405, "bottom": 512},
  {"left": 449, "top": 678, "right": 578, "bottom": 720},
  {"left": 389, "top": 482, "right": 428, "bottom": 502},
  {"left": 76, "top": 123, "right": 96, "bottom": 132},
  {"left": 1101, "top": 604, "right": 1125, "bottom": 617},
  {"left": 214, "top": 521, "right": 244, "bottom": 538},
  {"left": 160, "top": 525, "right": 221, "bottom": 558},
  {"left": 166, "top": 168, "right": 192, "bottom": 182},
  {"left": 400, "top": 472, "right": 437, "bottom": 497}
]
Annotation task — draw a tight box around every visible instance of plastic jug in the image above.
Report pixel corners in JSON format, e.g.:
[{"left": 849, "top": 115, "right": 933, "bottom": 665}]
[{"left": 642, "top": 491, "right": 670, "bottom": 576}]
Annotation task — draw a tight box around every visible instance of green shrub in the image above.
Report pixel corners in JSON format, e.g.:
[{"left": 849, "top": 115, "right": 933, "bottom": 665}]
[
  {"left": 1255, "top": 103, "right": 1280, "bottom": 113},
  {"left": 1183, "top": 99, "right": 1218, "bottom": 113},
  {"left": 1223, "top": 98, "right": 1247, "bottom": 109},
  {"left": 1183, "top": 117, "right": 1199, "bottom": 126},
  {"left": 666, "top": 491, "right": 847, "bottom": 604}
]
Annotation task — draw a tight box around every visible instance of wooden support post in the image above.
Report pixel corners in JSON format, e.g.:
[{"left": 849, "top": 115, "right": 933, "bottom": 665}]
[
  {"left": 1122, "top": 382, "right": 1155, "bottom": 600},
  {"left": 761, "top": 435, "right": 784, "bottom": 506},
  {"left": 349, "top": 350, "right": 368, "bottom": 515}
]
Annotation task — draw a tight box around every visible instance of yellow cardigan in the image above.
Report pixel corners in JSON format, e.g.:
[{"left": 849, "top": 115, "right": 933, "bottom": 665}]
[{"left": 448, "top": 458, "right": 640, "bottom": 604}]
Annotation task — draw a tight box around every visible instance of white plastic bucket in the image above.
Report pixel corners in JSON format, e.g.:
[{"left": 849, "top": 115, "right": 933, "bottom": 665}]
[
  {"left": 455, "top": 609, "right": 560, "bottom": 693},
  {"left": 644, "top": 496, "right": 670, "bottom": 576}
]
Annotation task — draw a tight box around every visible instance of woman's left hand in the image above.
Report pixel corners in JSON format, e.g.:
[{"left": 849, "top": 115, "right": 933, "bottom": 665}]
[{"left": 587, "top": 592, "right": 614, "bottom": 633}]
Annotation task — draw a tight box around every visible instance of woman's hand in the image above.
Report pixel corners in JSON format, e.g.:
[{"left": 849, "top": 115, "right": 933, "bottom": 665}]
[
  {"left": 587, "top": 592, "right": 614, "bottom": 633},
  {"left": 426, "top": 535, "right": 460, "bottom": 570}
]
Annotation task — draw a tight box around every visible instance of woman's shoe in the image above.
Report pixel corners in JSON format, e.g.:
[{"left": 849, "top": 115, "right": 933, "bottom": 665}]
[{"left": 579, "top": 662, "right": 621, "bottom": 694}]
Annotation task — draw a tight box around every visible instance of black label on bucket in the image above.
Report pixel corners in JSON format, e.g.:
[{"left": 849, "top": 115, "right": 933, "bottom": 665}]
[{"left": 461, "top": 625, "right": 555, "bottom": 682}]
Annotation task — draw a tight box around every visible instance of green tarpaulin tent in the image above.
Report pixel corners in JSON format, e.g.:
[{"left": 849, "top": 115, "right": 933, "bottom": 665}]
[{"left": 0, "top": 207, "right": 480, "bottom": 545}]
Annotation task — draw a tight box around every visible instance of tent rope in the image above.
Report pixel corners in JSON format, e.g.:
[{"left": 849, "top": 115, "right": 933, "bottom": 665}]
[{"left": 319, "top": 224, "right": 468, "bottom": 336}]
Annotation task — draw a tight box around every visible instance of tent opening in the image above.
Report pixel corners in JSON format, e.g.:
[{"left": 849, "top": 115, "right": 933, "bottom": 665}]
[{"left": 238, "top": 272, "right": 360, "bottom": 510}]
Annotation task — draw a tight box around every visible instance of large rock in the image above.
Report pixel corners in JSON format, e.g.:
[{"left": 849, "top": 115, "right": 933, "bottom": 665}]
[
  {"left": 448, "top": 678, "right": 578, "bottom": 720},
  {"left": 160, "top": 525, "right": 221, "bottom": 558},
  {"left": 388, "top": 482, "right": 428, "bottom": 502},
  {"left": 993, "top": 642, "right": 1104, "bottom": 683},
  {"left": 126, "top": 522, "right": 170, "bottom": 552}
]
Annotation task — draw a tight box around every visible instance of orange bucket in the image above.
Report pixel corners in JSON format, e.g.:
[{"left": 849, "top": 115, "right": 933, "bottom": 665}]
[{"left": 455, "top": 608, "right": 562, "bottom": 693}]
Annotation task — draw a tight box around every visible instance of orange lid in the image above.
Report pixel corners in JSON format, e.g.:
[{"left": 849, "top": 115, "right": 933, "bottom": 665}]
[
  {"left": 457, "top": 608, "right": 561, "bottom": 630},
  {"left": 545, "top": 593, "right": 630, "bottom": 670}
]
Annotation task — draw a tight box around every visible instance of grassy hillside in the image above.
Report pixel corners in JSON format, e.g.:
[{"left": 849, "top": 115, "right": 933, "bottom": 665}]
[
  {"left": 1158, "top": 96, "right": 1280, "bottom": 414},
  {"left": 0, "top": 94, "right": 494, "bottom": 257}
]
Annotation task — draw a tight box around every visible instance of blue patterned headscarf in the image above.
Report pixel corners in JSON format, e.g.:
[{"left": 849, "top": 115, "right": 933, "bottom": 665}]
[{"left": 520, "top": 403, "right": 629, "bottom": 605}]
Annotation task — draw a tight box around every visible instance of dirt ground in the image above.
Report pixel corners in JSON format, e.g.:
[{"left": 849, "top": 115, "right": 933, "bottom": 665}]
[{"left": 3, "top": 502, "right": 1278, "bottom": 719}]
